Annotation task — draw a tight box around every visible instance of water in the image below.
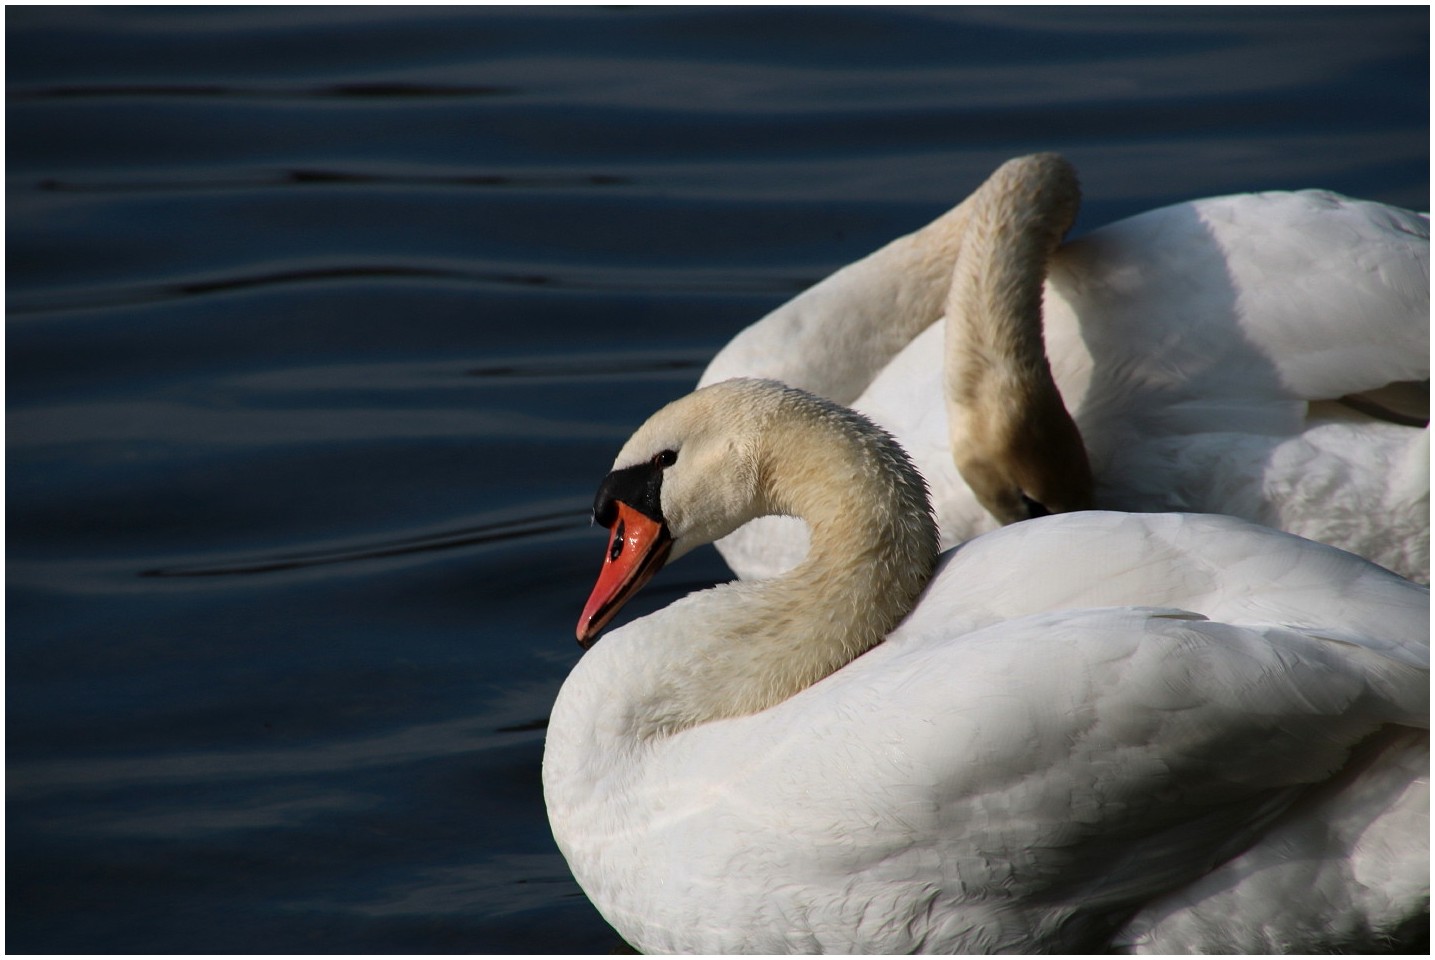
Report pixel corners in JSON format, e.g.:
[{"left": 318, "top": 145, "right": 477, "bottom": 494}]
[{"left": 6, "top": 6, "right": 1428, "bottom": 953}]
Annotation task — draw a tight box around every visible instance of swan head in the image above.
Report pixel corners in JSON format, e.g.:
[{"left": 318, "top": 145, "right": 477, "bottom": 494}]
[
  {"left": 576, "top": 378, "right": 936, "bottom": 647},
  {"left": 576, "top": 380, "right": 779, "bottom": 645},
  {"left": 950, "top": 378, "right": 1093, "bottom": 525}
]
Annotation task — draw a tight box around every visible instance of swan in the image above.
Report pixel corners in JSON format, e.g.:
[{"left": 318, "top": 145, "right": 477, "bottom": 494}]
[
  {"left": 700, "top": 155, "right": 1430, "bottom": 583},
  {"left": 544, "top": 378, "right": 1429, "bottom": 954}
]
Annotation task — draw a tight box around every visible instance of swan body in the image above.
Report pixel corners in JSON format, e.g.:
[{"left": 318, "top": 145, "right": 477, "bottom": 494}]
[
  {"left": 701, "top": 158, "right": 1430, "bottom": 582},
  {"left": 545, "top": 379, "right": 1429, "bottom": 954}
]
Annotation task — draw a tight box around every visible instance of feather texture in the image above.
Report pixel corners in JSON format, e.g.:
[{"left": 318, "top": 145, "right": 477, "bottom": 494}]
[
  {"left": 545, "top": 381, "right": 1428, "bottom": 954},
  {"left": 703, "top": 171, "right": 1429, "bottom": 582}
]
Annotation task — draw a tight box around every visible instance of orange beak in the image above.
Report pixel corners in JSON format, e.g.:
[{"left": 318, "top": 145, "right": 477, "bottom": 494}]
[{"left": 576, "top": 502, "right": 673, "bottom": 648}]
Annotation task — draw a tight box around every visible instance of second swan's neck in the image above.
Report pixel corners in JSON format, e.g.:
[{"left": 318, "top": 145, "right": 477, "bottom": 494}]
[
  {"left": 945, "top": 154, "right": 1078, "bottom": 388},
  {"left": 942, "top": 153, "right": 1092, "bottom": 521}
]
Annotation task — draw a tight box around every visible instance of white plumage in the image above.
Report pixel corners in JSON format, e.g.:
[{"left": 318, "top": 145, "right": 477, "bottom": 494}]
[
  {"left": 701, "top": 160, "right": 1429, "bottom": 583},
  {"left": 545, "top": 379, "right": 1428, "bottom": 954}
]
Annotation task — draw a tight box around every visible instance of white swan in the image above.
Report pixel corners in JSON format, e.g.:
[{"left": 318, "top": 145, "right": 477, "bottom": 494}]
[
  {"left": 700, "top": 155, "right": 1430, "bottom": 583},
  {"left": 544, "top": 378, "right": 1429, "bottom": 954}
]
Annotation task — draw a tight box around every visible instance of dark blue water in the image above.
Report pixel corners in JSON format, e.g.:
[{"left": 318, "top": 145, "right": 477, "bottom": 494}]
[{"left": 7, "top": 6, "right": 1428, "bottom": 953}]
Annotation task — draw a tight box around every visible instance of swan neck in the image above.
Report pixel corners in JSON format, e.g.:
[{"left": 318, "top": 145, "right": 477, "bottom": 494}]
[
  {"left": 940, "top": 154, "right": 1093, "bottom": 522},
  {"left": 945, "top": 153, "right": 1078, "bottom": 399},
  {"left": 639, "top": 397, "right": 938, "bottom": 739}
]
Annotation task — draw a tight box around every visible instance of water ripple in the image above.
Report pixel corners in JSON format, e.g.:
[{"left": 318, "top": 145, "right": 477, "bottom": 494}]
[
  {"left": 34, "top": 167, "right": 632, "bottom": 195},
  {"left": 8, "top": 81, "right": 516, "bottom": 101},
  {"left": 7, "top": 697, "right": 554, "bottom": 796},
  {"left": 467, "top": 355, "right": 708, "bottom": 380},
  {"left": 8, "top": 261, "right": 811, "bottom": 316},
  {"left": 141, "top": 505, "right": 591, "bottom": 578}
]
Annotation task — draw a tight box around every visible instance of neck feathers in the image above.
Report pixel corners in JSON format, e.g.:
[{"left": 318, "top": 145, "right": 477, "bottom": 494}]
[
  {"left": 941, "top": 154, "right": 1092, "bottom": 522},
  {"left": 945, "top": 153, "right": 1079, "bottom": 402},
  {"left": 639, "top": 391, "right": 938, "bottom": 738}
]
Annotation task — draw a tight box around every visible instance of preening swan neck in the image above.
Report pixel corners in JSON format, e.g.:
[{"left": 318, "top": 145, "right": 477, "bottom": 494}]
[
  {"left": 943, "top": 153, "right": 1093, "bottom": 523},
  {"left": 585, "top": 380, "right": 939, "bottom": 738}
]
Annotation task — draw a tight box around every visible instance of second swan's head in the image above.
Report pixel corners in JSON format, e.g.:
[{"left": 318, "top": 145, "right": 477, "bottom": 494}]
[{"left": 576, "top": 378, "right": 935, "bottom": 646}]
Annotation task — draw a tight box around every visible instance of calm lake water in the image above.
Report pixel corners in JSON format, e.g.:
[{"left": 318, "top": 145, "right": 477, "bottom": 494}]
[{"left": 6, "top": 6, "right": 1429, "bottom": 954}]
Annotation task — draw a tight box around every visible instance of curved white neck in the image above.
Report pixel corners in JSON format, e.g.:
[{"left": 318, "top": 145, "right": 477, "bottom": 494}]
[
  {"left": 673, "top": 406, "right": 937, "bottom": 731},
  {"left": 556, "top": 398, "right": 939, "bottom": 746}
]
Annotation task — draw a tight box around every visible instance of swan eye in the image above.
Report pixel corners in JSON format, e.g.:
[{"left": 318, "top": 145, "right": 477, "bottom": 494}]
[{"left": 653, "top": 449, "right": 678, "bottom": 469}]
